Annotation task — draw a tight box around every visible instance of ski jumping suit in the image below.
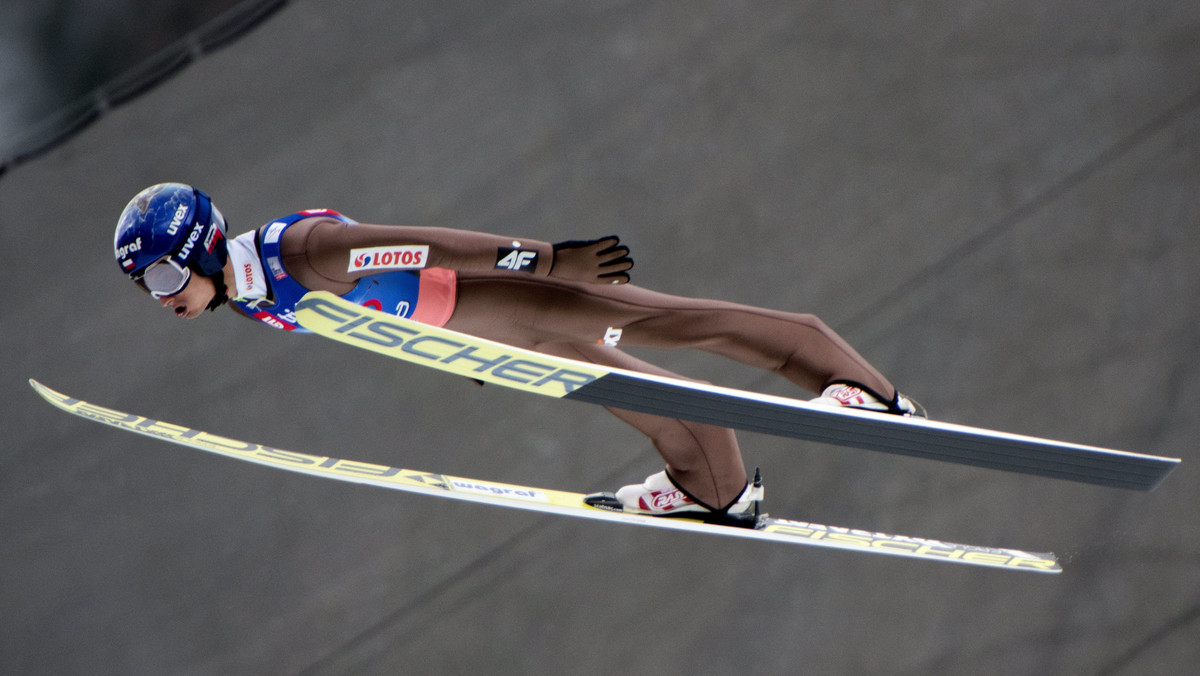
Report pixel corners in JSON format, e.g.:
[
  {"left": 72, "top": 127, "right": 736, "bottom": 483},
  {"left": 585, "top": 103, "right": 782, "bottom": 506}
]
[{"left": 229, "top": 213, "right": 897, "bottom": 510}]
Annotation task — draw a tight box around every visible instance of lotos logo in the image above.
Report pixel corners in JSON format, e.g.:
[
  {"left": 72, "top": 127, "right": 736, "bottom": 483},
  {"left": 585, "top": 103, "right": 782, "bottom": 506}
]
[
  {"left": 166, "top": 204, "right": 189, "bottom": 235},
  {"left": 242, "top": 263, "right": 255, "bottom": 292},
  {"left": 116, "top": 236, "right": 143, "bottom": 259},
  {"left": 348, "top": 245, "right": 429, "bottom": 273}
]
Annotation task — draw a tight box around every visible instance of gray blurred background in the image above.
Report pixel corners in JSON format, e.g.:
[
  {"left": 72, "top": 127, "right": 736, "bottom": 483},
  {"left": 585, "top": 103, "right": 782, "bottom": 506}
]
[{"left": 3, "top": 1, "right": 1198, "bottom": 674}]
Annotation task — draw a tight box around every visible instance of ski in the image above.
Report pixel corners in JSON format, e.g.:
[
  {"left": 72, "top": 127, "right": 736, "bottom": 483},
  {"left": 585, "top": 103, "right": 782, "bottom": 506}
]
[
  {"left": 293, "top": 291, "right": 1179, "bottom": 491},
  {"left": 31, "top": 379, "right": 1060, "bottom": 573}
]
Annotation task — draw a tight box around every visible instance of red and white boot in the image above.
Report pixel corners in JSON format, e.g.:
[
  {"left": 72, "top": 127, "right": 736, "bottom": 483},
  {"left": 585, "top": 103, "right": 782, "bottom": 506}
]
[
  {"left": 585, "top": 469, "right": 763, "bottom": 527},
  {"left": 811, "top": 381, "right": 927, "bottom": 418}
]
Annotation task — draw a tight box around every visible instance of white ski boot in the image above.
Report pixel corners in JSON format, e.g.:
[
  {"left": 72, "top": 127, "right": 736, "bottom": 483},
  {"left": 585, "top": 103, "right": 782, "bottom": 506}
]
[
  {"left": 585, "top": 469, "right": 763, "bottom": 527},
  {"left": 811, "top": 381, "right": 927, "bottom": 418}
]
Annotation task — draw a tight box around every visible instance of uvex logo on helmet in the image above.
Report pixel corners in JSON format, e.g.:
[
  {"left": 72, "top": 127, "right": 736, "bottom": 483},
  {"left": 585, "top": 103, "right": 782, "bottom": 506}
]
[
  {"left": 175, "top": 220, "right": 223, "bottom": 265},
  {"left": 176, "top": 220, "right": 207, "bottom": 262},
  {"left": 166, "top": 204, "right": 189, "bottom": 236}
]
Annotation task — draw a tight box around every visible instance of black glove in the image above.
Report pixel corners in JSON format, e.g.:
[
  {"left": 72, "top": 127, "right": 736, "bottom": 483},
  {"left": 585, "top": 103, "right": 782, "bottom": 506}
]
[{"left": 550, "top": 236, "right": 634, "bottom": 284}]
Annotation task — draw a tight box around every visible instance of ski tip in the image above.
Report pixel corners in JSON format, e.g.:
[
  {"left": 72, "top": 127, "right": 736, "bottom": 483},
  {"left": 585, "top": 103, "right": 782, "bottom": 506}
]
[{"left": 28, "top": 379, "right": 67, "bottom": 408}]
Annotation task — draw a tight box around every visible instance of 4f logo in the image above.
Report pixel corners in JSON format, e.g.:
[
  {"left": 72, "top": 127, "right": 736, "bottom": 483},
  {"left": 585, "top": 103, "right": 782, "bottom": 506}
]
[{"left": 496, "top": 247, "right": 538, "bottom": 272}]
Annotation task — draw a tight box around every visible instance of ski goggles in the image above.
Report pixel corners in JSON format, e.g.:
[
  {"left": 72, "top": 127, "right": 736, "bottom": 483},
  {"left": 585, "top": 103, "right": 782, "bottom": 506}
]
[{"left": 132, "top": 256, "right": 191, "bottom": 298}]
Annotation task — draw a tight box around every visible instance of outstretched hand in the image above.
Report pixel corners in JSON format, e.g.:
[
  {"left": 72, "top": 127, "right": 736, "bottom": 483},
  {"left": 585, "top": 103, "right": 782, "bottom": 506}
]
[{"left": 550, "top": 236, "right": 634, "bottom": 284}]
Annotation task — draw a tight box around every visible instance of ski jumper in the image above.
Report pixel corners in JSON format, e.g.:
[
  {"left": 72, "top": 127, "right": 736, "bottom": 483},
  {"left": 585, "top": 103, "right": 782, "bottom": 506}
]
[{"left": 229, "top": 215, "right": 897, "bottom": 509}]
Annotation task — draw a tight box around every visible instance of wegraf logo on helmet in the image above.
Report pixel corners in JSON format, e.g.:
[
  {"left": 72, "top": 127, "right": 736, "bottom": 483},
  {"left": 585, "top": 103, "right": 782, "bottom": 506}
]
[{"left": 116, "top": 237, "right": 143, "bottom": 269}]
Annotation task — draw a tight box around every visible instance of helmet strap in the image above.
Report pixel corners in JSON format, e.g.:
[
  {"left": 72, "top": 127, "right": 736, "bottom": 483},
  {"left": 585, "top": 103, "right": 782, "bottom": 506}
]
[{"left": 205, "top": 268, "right": 230, "bottom": 312}]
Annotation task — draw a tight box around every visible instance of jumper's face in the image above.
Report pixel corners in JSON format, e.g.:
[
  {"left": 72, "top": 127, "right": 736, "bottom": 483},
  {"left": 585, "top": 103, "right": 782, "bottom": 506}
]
[{"left": 155, "top": 272, "right": 216, "bottom": 319}]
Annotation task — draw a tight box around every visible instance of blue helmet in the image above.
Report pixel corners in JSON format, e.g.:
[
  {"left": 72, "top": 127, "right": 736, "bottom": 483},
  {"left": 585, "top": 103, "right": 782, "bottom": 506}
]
[{"left": 114, "top": 183, "right": 228, "bottom": 280}]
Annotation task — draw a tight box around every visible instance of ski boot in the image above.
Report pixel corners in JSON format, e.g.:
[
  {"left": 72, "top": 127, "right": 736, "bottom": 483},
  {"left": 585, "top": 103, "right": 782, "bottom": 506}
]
[
  {"left": 584, "top": 468, "right": 764, "bottom": 528},
  {"left": 811, "top": 381, "right": 927, "bottom": 418}
]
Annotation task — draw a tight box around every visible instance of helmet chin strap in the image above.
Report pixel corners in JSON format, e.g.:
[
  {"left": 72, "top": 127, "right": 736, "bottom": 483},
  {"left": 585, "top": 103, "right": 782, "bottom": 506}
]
[{"left": 205, "top": 271, "right": 230, "bottom": 312}]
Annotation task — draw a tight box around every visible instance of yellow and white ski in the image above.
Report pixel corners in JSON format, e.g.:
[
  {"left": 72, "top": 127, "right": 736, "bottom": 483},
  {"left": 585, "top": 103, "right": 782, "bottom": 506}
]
[{"left": 31, "top": 379, "right": 1061, "bottom": 573}]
